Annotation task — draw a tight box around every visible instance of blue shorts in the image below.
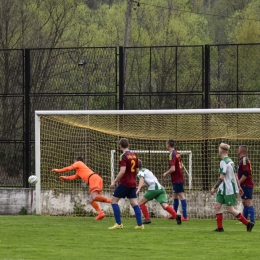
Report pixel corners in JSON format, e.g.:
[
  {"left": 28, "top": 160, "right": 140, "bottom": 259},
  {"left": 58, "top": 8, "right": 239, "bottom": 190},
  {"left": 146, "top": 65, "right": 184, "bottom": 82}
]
[
  {"left": 241, "top": 186, "right": 253, "bottom": 200},
  {"left": 113, "top": 184, "right": 137, "bottom": 199},
  {"left": 172, "top": 182, "right": 184, "bottom": 193}
]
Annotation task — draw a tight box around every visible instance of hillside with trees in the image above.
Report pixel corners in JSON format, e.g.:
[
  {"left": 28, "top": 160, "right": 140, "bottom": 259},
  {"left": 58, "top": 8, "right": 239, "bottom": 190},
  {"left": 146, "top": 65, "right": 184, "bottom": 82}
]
[{"left": 0, "top": 0, "right": 259, "bottom": 49}]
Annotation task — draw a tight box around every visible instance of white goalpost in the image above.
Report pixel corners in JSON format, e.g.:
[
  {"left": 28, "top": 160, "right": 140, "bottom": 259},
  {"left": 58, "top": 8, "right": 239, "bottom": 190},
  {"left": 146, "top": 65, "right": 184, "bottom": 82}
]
[{"left": 35, "top": 108, "right": 260, "bottom": 218}]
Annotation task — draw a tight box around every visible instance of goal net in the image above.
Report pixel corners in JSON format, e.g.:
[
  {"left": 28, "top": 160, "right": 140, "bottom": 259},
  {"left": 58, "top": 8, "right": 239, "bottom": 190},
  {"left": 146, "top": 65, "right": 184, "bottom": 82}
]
[{"left": 35, "top": 109, "right": 260, "bottom": 219}]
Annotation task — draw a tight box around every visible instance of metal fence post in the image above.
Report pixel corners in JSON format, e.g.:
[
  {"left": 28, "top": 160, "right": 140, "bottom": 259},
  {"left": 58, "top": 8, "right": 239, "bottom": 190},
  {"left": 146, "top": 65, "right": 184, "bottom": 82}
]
[
  {"left": 119, "top": 46, "right": 125, "bottom": 110},
  {"left": 203, "top": 45, "right": 210, "bottom": 190},
  {"left": 24, "top": 49, "right": 31, "bottom": 188},
  {"left": 204, "top": 45, "right": 210, "bottom": 109}
]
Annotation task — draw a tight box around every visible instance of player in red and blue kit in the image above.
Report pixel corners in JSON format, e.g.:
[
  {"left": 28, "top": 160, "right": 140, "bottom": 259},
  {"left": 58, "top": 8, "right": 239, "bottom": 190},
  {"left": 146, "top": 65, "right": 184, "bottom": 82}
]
[
  {"left": 238, "top": 145, "right": 255, "bottom": 223},
  {"left": 163, "top": 139, "right": 188, "bottom": 221},
  {"left": 109, "top": 138, "right": 143, "bottom": 230}
]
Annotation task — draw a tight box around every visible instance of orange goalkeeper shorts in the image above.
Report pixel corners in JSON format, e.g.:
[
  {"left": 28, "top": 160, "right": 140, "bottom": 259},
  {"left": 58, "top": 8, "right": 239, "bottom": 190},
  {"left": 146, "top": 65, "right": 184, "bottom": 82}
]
[{"left": 89, "top": 174, "right": 103, "bottom": 194}]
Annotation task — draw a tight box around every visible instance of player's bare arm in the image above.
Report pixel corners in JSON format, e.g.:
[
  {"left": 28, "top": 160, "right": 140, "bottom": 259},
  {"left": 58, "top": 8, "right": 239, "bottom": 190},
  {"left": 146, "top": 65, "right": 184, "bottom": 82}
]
[
  {"left": 110, "top": 166, "right": 126, "bottom": 189},
  {"left": 239, "top": 175, "right": 247, "bottom": 184},
  {"left": 235, "top": 173, "right": 244, "bottom": 196},
  {"left": 163, "top": 165, "right": 175, "bottom": 177},
  {"left": 136, "top": 177, "right": 145, "bottom": 194},
  {"left": 239, "top": 170, "right": 248, "bottom": 184},
  {"left": 210, "top": 174, "right": 224, "bottom": 195}
]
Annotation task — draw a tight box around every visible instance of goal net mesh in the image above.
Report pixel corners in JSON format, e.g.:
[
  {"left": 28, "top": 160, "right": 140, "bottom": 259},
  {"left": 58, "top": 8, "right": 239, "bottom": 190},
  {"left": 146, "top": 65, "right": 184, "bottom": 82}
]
[{"left": 38, "top": 113, "right": 260, "bottom": 219}]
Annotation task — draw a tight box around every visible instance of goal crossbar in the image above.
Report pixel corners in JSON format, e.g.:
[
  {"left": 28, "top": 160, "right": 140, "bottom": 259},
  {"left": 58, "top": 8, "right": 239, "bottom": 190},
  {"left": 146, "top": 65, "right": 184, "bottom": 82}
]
[{"left": 35, "top": 108, "right": 260, "bottom": 116}]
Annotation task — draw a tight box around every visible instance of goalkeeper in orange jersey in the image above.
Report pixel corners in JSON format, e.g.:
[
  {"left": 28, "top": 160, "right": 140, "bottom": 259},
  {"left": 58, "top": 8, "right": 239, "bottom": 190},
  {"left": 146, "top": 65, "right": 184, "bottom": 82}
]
[{"left": 51, "top": 156, "right": 111, "bottom": 220}]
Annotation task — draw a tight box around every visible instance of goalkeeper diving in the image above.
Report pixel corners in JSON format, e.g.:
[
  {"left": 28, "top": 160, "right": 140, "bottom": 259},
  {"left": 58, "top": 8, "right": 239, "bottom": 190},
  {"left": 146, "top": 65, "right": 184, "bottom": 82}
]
[
  {"left": 136, "top": 160, "right": 181, "bottom": 224},
  {"left": 51, "top": 156, "right": 111, "bottom": 220}
]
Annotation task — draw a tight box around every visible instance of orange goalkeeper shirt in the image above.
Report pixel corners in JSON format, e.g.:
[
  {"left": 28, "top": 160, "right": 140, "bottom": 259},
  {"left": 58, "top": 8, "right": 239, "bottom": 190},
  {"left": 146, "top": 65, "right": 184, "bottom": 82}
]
[{"left": 56, "top": 161, "right": 94, "bottom": 183}]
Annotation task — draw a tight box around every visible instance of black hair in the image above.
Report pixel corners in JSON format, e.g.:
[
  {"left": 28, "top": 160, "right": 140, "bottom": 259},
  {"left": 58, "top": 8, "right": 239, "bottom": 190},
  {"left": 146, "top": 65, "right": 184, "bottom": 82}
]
[
  {"left": 167, "top": 139, "right": 175, "bottom": 148},
  {"left": 119, "top": 138, "right": 129, "bottom": 149},
  {"left": 76, "top": 156, "right": 84, "bottom": 162}
]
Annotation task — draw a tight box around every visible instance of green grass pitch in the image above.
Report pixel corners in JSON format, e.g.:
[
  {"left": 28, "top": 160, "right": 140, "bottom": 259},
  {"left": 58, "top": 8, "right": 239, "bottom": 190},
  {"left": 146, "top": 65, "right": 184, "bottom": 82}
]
[{"left": 0, "top": 216, "right": 259, "bottom": 260}]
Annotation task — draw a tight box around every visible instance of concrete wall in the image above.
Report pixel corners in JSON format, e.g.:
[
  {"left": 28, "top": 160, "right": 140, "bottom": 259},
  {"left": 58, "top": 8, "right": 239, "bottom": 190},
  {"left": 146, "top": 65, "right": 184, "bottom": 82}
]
[
  {"left": 0, "top": 188, "right": 36, "bottom": 215},
  {"left": 0, "top": 188, "right": 259, "bottom": 219}
]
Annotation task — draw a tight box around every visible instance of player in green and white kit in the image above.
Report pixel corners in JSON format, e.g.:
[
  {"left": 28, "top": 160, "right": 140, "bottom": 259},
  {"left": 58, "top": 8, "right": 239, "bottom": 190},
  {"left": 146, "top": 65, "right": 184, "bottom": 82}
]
[
  {"left": 210, "top": 143, "right": 254, "bottom": 232},
  {"left": 137, "top": 160, "right": 181, "bottom": 225}
]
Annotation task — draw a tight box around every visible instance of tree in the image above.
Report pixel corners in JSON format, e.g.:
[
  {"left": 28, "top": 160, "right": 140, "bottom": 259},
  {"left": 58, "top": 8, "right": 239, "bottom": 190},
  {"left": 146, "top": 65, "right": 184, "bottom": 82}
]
[{"left": 123, "top": 0, "right": 210, "bottom": 109}]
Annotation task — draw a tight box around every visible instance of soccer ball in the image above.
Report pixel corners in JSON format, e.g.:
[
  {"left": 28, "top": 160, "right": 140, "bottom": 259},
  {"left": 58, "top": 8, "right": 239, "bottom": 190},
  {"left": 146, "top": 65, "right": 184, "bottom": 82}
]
[{"left": 28, "top": 175, "right": 38, "bottom": 184}]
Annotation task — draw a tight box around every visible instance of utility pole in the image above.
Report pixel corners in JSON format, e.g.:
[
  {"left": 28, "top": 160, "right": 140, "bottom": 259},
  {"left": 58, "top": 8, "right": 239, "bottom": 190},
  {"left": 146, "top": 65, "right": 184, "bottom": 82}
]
[{"left": 124, "top": 0, "right": 133, "bottom": 92}]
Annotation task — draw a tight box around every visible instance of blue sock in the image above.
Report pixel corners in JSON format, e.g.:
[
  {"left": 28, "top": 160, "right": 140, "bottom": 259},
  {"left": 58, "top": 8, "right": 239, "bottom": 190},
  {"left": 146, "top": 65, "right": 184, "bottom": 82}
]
[
  {"left": 243, "top": 206, "right": 249, "bottom": 219},
  {"left": 112, "top": 204, "right": 121, "bottom": 225},
  {"left": 248, "top": 206, "right": 255, "bottom": 222},
  {"left": 173, "top": 199, "right": 179, "bottom": 213},
  {"left": 181, "top": 200, "right": 188, "bottom": 219},
  {"left": 133, "top": 205, "right": 142, "bottom": 226}
]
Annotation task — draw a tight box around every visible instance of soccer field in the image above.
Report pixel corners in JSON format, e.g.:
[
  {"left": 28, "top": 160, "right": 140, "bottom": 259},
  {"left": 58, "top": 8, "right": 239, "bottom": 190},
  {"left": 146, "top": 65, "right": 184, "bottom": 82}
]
[{"left": 0, "top": 216, "right": 259, "bottom": 260}]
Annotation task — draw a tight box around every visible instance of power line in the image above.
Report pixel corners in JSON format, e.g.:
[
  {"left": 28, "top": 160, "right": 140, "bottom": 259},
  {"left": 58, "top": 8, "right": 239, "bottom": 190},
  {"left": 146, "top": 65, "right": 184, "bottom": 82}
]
[{"left": 133, "top": 1, "right": 260, "bottom": 22}]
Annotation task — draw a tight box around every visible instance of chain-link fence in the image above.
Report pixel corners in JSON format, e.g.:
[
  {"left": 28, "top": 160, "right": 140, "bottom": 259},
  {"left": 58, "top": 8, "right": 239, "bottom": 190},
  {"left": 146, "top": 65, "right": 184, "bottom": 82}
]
[
  {"left": 0, "top": 44, "right": 259, "bottom": 187},
  {"left": 124, "top": 46, "right": 204, "bottom": 109},
  {"left": 209, "top": 44, "right": 260, "bottom": 108}
]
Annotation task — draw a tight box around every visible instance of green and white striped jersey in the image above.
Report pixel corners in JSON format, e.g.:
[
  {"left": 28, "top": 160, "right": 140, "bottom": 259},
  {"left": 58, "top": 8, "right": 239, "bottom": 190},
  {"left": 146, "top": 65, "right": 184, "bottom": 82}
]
[
  {"left": 137, "top": 168, "right": 164, "bottom": 191},
  {"left": 218, "top": 157, "right": 239, "bottom": 196}
]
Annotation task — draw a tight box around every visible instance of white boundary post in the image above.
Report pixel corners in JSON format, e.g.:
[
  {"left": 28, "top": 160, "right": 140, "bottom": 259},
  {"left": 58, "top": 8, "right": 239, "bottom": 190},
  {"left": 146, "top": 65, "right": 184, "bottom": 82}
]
[{"left": 35, "top": 112, "right": 41, "bottom": 215}]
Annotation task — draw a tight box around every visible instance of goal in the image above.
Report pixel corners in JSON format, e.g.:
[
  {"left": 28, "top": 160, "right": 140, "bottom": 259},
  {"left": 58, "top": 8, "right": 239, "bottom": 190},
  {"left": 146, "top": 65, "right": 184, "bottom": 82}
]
[{"left": 35, "top": 109, "right": 260, "bottom": 219}]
